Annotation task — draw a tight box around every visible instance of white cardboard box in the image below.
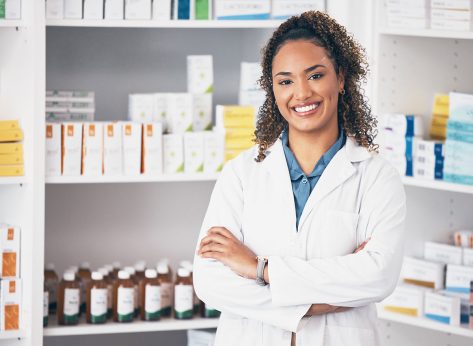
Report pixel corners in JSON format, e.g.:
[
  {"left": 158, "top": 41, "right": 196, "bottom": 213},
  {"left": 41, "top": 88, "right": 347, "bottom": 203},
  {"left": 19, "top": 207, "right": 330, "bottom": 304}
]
[
  {"left": 105, "top": 0, "right": 124, "bottom": 19},
  {"left": 445, "top": 264, "right": 473, "bottom": 294},
  {"left": 128, "top": 94, "right": 155, "bottom": 123},
  {"left": 62, "top": 123, "right": 83, "bottom": 176},
  {"left": 84, "top": 0, "right": 104, "bottom": 19},
  {"left": 431, "top": 0, "right": 471, "bottom": 10},
  {"left": 431, "top": 18, "right": 471, "bottom": 30},
  {"left": 463, "top": 247, "right": 473, "bottom": 266},
  {"left": 153, "top": 93, "right": 168, "bottom": 131},
  {"left": 187, "top": 55, "right": 213, "bottom": 94},
  {"left": 380, "top": 284, "right": 429, "bottom": 317},
  {"left": 401, "top": 256, "right": 445, "bottom": 289},
  {"left": 166, "top": 93, "right": 193, "bottom": 133},
  {"left": 82, "top": 122, "right": 103, "bottom": 176},
  {"left": 142, "top": 123, "right": 163, "bottom": 175},
  {"left": 424, "top": 291, "right": 460, "bottom": 326},
  {"left": 271, "top": 0, "right": 325, "bottom": 19},
  {"left": 5, "top": 0, "right": 21, "bottom": 19},
  {"left": 0, "top": 225, "right": 20, "bottom": 279},
  {"left": 163, "top": 134, "right": 184, "bottom": 174},
  {"left": 46, "top": 0, "right": 64, "bottom": 19},
  {"left": 153, "top": 0, "right": 172, "bottom": 20},
  {"left": 0, "top": 279, "right": 21, "bottom": 331},
  {"left": 45, "top": 123, "right": 62, "bottom": 177},
  {"left": 239, "top": 62, "right": 262, "bottom": 91},
  {"left": 184, "top": 132, "right": 204, "bottom": 173},
  {"left": 214, "top": 0, "right": 270, "bottom": 19},
  {"left": 204, "top": 131, "right": 225, "bottom": 174},
  {"left": 64, "top": 0, "right": 83, "bottom": 19},
  {"left": 192, "top": 94, "right": 213, "bottom": 132},
  {"left": 424, "top": 241, "right": 462, "bottom": 265},
  {"left": 103, "top": 122, "right": 123, "bottom": 175},
  {"left": 122, "top": 122, "right": 142, "bottom": 176},
  {"left": 125, "top": 0, "right": 152, "bottom": 19}
]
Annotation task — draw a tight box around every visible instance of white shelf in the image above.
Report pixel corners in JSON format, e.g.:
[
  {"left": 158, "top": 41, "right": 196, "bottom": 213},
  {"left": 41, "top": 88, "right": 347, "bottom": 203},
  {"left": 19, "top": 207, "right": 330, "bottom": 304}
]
[
  {"left": 377, "top": 307, "right": 473, "bottom": 338},
  {"left": 402, "top": 177, "right": 473, "bottom": 195},
  {"left": 0, "top": 330, "right": 24, "bottom": 339},
  {"left": 46, "top": 19, "right": 283, "bottom": 29},
  {"left": 0, "top": 20, "right": 25, "bottom": 28},
  {"left": 43, "top": 316, "right": 219, "bottom": 336},
  {"left": 45, "top": 173, "right": 219, "bottom": 184},
  {"left": 379, "top": 27, "right": 473, "bottom": 40},
  {"left": 0, "top": 177, "right": 26, "bottom": 185}
]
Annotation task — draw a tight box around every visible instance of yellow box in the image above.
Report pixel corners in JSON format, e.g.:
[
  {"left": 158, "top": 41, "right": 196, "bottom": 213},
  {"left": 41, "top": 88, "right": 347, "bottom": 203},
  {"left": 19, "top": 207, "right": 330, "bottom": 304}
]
[
  {"left": 0, "top": 120, "right": 20, "bottom": 131},
  {"left": 0, "top": 153, "right": 23, "bottom": 165},
  {"left": 216, "top": 105, "right": 255, "bottom": 128},
  {"left": 0, "top": 165, "right": 24, "bottom": 177},
  {"left": 432, "top": 94, "right": 449, "bottom": 116},
  {"left": 0, "top": 129, "right": 23, "bottom": 143},
  {"left": 430, "top": 125, "right": 447, "bottom": 140},
  {"left": 0, "top": 279, "right": 21, "bottom": 331},
  {"left": 225, "top": 137, "right": 255, "bottom": 150},
  {"left": 0, "top": 143, "right": 22, "bottom": 155},
  {"left": 224, "top": 128, "right": 256, "bottom": 139},
  {"left": 431, "top": 116, "right": 448, "bottom": 127}
]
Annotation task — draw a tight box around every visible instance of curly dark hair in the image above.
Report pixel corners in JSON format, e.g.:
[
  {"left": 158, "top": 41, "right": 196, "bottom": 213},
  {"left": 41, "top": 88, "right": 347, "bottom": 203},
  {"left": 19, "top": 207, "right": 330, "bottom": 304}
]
[{"left": 254, "top": 11, "right": 377, "bottom": 162}]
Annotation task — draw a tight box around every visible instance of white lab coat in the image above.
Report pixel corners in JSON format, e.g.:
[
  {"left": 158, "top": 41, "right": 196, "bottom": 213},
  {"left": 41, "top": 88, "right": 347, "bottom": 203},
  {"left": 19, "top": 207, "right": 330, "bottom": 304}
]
[{"left": 193, "top": 136, "right": 406, "bottom": 346}]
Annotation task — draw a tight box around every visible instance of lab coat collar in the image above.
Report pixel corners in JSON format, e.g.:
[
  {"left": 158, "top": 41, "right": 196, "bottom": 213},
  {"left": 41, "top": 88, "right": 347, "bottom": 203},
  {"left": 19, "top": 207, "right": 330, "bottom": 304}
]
[{"left": 259, "top": 136, "right": 372, "bottom": 232}]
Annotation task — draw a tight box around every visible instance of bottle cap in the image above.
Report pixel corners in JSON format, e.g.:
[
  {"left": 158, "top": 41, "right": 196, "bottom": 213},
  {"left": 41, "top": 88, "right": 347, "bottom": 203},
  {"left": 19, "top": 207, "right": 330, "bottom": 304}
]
[
  {"left": 68, "top": 266, "right": 78, "bottom": 273},
  {"left": 118, "top": 270, "right": 130, "bottom": 280},
  {"left": 91, "top": 271, "right": 103, "bottom": 281},
  {"left": 134, "top": 262, "right": 146, "bottom": 272},
  {"left": 124, "top": 266, "right": 136, "bottom": 275},
  {"left": 46, "top": 263, "right": 55, "bottom": 270},
  {"left": 145, "top": 269, "right": 157, "bottom": 279},
  {"left": 180, "top": 260, "right": 193, "bottom": 271},
  {"left": 157, "top": 263, "right": 169, "bottom": 275},
  {"left": 80, "top": 262, "right": 90, "bottom": 269},
  {"left": 177, "top": 268, "right": 190, "bottom": 278},
  {"left": 98, "top": 268, "right": 108, "bottom": 277},
  {"left": 112, "top": 261, "right": 121, "bottom": 269},
  {"left": 63, "top": 271, "right": 75, "bottom": 281}
]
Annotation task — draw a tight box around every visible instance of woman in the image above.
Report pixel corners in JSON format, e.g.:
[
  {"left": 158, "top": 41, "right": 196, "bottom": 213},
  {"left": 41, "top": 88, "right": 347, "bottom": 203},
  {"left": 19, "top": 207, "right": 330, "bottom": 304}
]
[{"left": 193, "top": 11, "right": 406, "bottom": 346}]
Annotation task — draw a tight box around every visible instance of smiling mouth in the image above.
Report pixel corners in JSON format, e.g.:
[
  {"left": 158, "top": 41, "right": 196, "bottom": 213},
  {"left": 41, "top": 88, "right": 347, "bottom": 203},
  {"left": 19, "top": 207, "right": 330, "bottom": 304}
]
[{"left": 293, "top": 102, "right": 321, "bottom": 113}]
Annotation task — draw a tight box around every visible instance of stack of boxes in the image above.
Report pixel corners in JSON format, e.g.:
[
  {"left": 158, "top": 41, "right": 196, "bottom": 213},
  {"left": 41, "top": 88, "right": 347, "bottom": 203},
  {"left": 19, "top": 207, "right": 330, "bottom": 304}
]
[
  {"left": 386, "top": 0, "right": 429, "bottom": 30},
  {"left": 46, "top": 91, "right": 95, "bottom": 122},
  {"left": 0, "top": 224, "right": 21, "bottom": 331},
  {"left": 0, "top": 120, "right": 24, "bottom": 177},
  {"left": 0, "top": 0, "right": 21, "bottom": 19},
  {"left": 214, "top": 0, "right": 271, "bottom": 19},
  {"left": 216, "top": 105, "right": 255, "bottom": 162},
  {"left": 378, "top": 114, "right": 424, "bottom": 178},
  {"left": 444, "top": 92, "right": 473, "bottom": 186},
  {"left": 412, "top": 138, "right": 445, "bottom": 180},
  {"left": 270, "top": 0, "right": 325, "bottom": 19},
  {"left": 238, "top": 62, "right": 265, "bottom": 119},
  {"left": 431, "top": 0, "right": 472, "bottom": 31},
  {"left": 430, "top": 94, "right": 449, "bottom": 140}
]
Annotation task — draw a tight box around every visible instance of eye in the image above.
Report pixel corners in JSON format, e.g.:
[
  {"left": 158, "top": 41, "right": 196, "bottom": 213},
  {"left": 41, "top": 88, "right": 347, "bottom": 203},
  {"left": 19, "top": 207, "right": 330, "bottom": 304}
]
[
  {"left": 278, "top": 79, "right": 292, "bottom": 86},
  {"left": 309, "top": 73, "right": 323, "bottom": 80}
]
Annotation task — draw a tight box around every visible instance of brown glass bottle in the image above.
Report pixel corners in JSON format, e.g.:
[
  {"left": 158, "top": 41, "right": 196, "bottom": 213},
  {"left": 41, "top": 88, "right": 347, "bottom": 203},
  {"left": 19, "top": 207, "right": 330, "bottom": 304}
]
[
  {"left": 43, "top": 282, "right": 49, "bottom": 327},
  {"left": 124, "top": 266, "right": 141, "bottom": 317},
  {"left": 180, "top": 261, "right": 200, "bottom": 314},
  {"left": 157, "top": 263, "right": 173, "bottom": 317},
  {"left": 139, "top": 269, "right": 161, "bottom": 321},
  {"left": 99, "top": 268, "right": 113, "bottom": 318},
  {"left": 134, "top": 262, "right": 146, "bottom": 282},
  {"left": 78, "top": 262, "right": 92, "bottom": 314},
  {"left": 86, "top": 271, "right": 108, "bottom": 324},
  {"left": 113, "top": 270, "right": 134, "bottom": 322},
  {"left": 174, "top": 268, "right": 193, "bottom": 319},
  {"left": 57, "top": 271, "right": 80, "bottom": 325},
  {"left": 44, "top": 263, "right": 59, "bottom": 315},
  {"left": 112, "top": 261, "right": 121, "bottom": 280}
]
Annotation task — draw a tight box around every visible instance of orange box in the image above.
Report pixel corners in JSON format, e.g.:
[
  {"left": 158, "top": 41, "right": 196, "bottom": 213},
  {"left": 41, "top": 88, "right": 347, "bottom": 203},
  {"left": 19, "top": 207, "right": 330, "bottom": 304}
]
[
  {"left": 0, "top": 279, "right": 21, "bottom": 330},
  {"left": 0, "top": 225, "right": 20, "bottom": 278}
]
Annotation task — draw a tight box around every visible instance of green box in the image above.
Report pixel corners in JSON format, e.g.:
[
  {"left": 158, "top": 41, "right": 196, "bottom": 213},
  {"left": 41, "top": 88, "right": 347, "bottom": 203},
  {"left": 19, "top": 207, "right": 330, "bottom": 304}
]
[{"left": 0, "top": 0, "right": 5, "bottom": 19}]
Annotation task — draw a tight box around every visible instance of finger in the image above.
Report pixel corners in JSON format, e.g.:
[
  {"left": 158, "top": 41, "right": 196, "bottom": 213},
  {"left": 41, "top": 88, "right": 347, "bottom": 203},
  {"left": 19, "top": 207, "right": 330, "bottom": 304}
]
[
  {"left": 200, "top": 251, "right": 225, "bottom": 262},
  {"left": 200, "top": 233, "right": 231, "bottom": 247},
  {"left": 208, "top": 227, "right": 236, "bottom": 239},
  {"left": 199, "top": 243, "right": 227, "bottom": 255}
]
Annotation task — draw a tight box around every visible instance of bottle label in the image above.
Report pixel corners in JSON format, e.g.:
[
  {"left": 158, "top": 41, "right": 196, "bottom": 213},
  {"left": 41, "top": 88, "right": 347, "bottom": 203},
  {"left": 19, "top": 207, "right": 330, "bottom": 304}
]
[
  {"left": 90, "top": 288, "right": 108, "bottom": 323},
  {"left": 174, "top": 285, "right": 193, "bottom": 318},
  {"left": 160, "top": 282, "right": 172, "bottom": 316},
  {"left": 43, "top": 291, "right": 49, "bottom": 318},
  {"left": 117, "top": 287, "right": 134, "bottom": 322},
  {"left": 204, "top": 305, "right": 221, "bottom": 318},
  {"left": 63, "top": 288, "right": 80, "bottom": 323},
  {"left": 145, "top": 285, "right": 161, "bottom": 320}
]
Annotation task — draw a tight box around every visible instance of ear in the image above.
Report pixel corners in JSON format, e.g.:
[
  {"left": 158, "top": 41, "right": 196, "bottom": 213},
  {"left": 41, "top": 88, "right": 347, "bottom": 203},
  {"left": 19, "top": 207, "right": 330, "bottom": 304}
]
[{"left": 337, "top": 68, "right": 345, "bottom": 91}]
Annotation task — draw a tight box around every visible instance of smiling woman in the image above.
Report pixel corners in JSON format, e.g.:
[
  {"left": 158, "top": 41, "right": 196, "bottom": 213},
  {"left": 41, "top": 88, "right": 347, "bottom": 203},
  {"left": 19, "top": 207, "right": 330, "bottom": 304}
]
[{"left": 193, "top": 11, "right": 406, "bottom": 346}]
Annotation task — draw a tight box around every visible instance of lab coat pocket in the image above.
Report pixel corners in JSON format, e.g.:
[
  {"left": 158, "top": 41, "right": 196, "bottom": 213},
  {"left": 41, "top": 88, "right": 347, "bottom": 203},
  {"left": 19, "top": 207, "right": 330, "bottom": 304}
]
[
  {"left": 324, "top": 325, "right": 377, "bottom": 346},
  {"left": 215, "top": 314, "right": 263, "bottom": 346},
  {"left": 320, "top": 210, "right": 359, "bottom": 257}
]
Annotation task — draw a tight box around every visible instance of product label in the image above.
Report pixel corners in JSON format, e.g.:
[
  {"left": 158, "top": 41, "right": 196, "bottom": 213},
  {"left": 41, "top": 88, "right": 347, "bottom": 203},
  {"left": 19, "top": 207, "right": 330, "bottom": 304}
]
[
  {"left": 63, "top": 288, "right": 80, "bottom": 323},
  {"left": 174, "top": 285, "right": 193, "bottom": 318},
  {"left": 117, "top": 287, "right": 134, "bottom": 322},
  {"left": 145, "top": 285, "right": 161, "bottom": 320},
  {"left": 160, "top": 282, "right": 172, "bottom": 316},
  {"left": 90, "top": 288, "right": 108, "bottom": 323},
  {"left": 44, "top": 291, "right": 49, "bottom": 326}
]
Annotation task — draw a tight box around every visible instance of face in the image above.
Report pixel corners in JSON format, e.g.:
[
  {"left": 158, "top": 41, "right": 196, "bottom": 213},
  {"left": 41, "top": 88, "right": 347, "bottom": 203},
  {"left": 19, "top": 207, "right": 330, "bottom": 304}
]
[{"left": 272, "top": 39, "right": 344, "bottom": 138}]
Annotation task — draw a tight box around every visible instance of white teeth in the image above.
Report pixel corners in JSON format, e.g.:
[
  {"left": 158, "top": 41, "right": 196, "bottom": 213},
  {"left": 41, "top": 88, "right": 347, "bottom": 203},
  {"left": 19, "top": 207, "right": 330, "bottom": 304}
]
[{"left": 294, "top": 103, "right": 319, "bottom": 113}]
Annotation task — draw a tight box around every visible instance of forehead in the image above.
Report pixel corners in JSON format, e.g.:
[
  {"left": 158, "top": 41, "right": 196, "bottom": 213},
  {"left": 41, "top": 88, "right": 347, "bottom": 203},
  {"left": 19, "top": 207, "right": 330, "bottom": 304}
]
[{"left": 272, "top": 40, "right": 332, "bottom": 72}]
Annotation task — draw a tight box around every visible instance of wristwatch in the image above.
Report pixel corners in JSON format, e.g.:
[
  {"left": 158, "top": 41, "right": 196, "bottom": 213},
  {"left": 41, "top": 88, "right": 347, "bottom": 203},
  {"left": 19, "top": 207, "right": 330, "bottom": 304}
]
[{"left": 256, "top": 256, "right": 268, "bottom": 286}]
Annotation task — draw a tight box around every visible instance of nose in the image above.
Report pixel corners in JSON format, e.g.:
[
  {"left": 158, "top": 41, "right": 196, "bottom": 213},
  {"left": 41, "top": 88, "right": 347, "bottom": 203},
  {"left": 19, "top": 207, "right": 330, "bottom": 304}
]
[{"left": 294, "top": 79, "right": 312, "bottom": 101}]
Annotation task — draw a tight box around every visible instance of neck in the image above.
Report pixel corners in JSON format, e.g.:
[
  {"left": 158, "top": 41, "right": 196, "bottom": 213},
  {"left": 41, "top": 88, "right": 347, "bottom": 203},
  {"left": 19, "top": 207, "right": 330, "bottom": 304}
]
[{"left": 287, "top": 124, "right": 340, "bottom": 175}]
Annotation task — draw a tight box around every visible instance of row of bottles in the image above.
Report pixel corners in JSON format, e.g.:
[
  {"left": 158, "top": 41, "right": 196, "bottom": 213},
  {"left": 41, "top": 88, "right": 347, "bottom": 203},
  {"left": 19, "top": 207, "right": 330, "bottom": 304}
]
[{"left": 43, "top": 260, "right": 220, "bottom": 326}]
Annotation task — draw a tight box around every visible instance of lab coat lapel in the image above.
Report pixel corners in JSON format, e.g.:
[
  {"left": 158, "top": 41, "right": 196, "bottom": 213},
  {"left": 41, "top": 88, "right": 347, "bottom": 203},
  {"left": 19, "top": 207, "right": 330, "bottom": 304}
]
[
  {"left": 298, "top": 137, "right": 370, "bottom": 231},
  {"left": 261, "top": 139, "right": 297, "bottom": 231}
]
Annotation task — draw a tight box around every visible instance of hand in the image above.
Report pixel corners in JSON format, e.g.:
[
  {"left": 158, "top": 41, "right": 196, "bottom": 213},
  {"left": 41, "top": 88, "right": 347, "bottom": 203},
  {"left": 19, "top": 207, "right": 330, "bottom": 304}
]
[
  {"left": 198, "top": 227, "right": 258, "bottom": 280},
  {"left": 305, "top": 304, "right": 351, "bottom": 316}
]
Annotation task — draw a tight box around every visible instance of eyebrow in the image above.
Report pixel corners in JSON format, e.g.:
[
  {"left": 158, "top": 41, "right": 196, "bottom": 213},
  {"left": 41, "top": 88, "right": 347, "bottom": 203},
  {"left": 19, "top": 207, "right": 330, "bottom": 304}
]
[{"left": 274, "top": 64, "right": 326, "bottom": 78}]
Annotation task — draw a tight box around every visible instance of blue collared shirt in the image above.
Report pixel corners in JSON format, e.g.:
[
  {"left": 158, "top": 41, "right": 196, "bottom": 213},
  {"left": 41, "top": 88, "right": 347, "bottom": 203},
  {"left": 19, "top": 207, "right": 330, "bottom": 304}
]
[{"left": 281, "top": 128, "right": 346, "bottom": 229}]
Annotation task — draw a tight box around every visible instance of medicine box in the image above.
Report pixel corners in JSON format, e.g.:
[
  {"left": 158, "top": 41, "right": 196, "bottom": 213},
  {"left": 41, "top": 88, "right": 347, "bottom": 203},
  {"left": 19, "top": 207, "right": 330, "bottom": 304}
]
[
  {"left": 153, "top": 0, "right": 172, "bottom": 20},
  {"left": 441, "top": 290, "right": 470, "bottom": 324},
  {"left": 82, "top": 122, "right": 103, "bottom": 176},
  {"left": 431, "top": 0, "right": 471, "bottom": 10},
  {"left": 64, "top": 0, "right": 83, "bottom": 19},
  {"left": 387, "top": 6, "right": 427, "bottom": 18},
  {"left": 46, "top": 123, "right": 62, "bottom": 177},
  {"left": 379, "top": 114, "right": 424, "bottom": 137},
  {"left": 142, "top": 123, "right": 163, "bottom": 175},
  {"left": 204, "top": 131, "right": 225, "bottom": 173},
  {"left": 103, "top": 122, "right": 123, "bottom": 176},
  {"left": 46, "top": 0, "right": 64, "bottom": 19},
  {"left": 400, "top": 256, "right": 445, "bottom": 289},
  {"left": 414, "top": 139, "right": 445, "bottom": 157},
  {"left": 128, "top": 94, "right": 155, "bottom": 123},
  {"left": 122, "top": 122, "right": 142, "bottom": 176},
  {"left": 388, "top": 17, "right": 428, "bottom": 29},
  {"left": 214, "top": 0, "right": 270, "bottom": 20},
  {"left": 84, "top": 0, "right": 104, "bottom": 19},
  {"left": 61, "top": 123, "right": 82, "bottom": 176},
  {"left": 125, "top": 0, "right": 152, "bottom": 19},
  {"left": 153, "top": 93, "right": 168, "bottom": 130},
  {"left": 105, "top": 0, "right": 124, "bottom": 19},
  {"left": 192, "top": 94, "right": 213, "bottom": 131},
  {"left": 424, "top": 242, "right": 462, "bottom": 265},
  {"left": 431, "top": 8, "right": 471, "bottom": 20},
  {"left": 5, "top": 0, "right": 21, "bottom": 19},
  {"left": 163, "top": 134, "right": 184, "bottom": 174},
  {"left": 424, "top": 291, "right": 460, "bottom": 325},
  {"left": 166, "top": 93, "right": 193, "bottom": 133},
  {"left": 446, "top": 264, "right": 473, "bottom": 294},
  {"left": 463, "top": 247, "right": 473, "bottom": 266},
  {"left": 271, "top": 0, "right": 325, "bottom": 19},
  {"left": 187, "top": 55, "right": 214, "bottom": 94},
  {"left": 431, "top": 18, "right": 471, "bottom": 30},
  {"left": 215, "top": 105, "right": 255, "bottom": 129},
  {"left": 0, "top": 225, "right": 20, "bottom": 278},
  {"left": 0, "top": 279, "right": 21, "bottom": 331},
  {"left": 381, "top": 284, "right": 429, "bottom": 317},
  {"left": 240, "top": 62, "right": 263, "bottom": 91},
  {"left": 184, "top": 132, "right": 204, "bottom": 173},
  {"left": 387, "top": 0, "right": 429, "bottom": 7}
]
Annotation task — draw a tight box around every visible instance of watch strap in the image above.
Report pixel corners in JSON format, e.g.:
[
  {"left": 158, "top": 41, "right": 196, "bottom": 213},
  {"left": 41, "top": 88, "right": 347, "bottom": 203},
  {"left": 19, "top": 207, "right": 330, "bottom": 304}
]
[{"left": 256, "top": 256, "right": 268, "bottom": 286}]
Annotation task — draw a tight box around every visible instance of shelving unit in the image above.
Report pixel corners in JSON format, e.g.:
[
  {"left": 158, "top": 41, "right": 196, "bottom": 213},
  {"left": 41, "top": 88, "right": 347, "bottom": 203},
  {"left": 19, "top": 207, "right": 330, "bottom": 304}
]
[
  {"left": 46, "top": 19, "right": 283, "bottom": 28},
  {"left": 45, "top": 174, "right": 219, "bottom": 184},
  {"left": 379, "top": 27, "right": 473, "bottom": 40},
  {"left": 0, "top": 20, "right": 26, "bottom": 27},
  {"left": 402, "top": 177, "right": 473, "bottom": 195},
  {"left": 44, "top": 317, "right": 219, "bottom": 337},
  {"left": 0, "top": 177, "right": 27, "bottom": 185}
]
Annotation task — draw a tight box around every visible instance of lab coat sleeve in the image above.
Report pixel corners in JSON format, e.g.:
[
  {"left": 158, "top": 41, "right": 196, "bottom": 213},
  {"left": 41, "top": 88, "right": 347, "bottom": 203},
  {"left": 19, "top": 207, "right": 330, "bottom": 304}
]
[
  {"left": 268, "top": 164, "right": 407, "bottom": 307},
  {"left": 193, "top": 158, "right": 310, "bottom": 332}
]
